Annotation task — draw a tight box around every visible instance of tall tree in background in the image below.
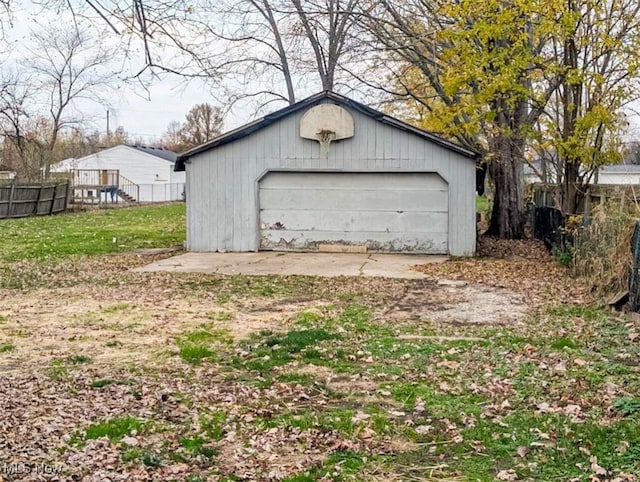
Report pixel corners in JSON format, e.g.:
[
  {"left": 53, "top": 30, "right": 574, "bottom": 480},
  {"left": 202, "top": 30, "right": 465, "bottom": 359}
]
[
  {"left": 532, "top": 0, "right": 640, "bottom": 213},
  {"left": 0, "top": 24, "right": 120, "bottom": 180},
  {"left": 362, "top": 0, "right": 640, "bottom": 235},
  {"left": 178, "top": 103, "right": 223, "bottom": 149},
  {"left": 27, "top": 25, "right": 119, "bottom": 177},
  {"left": 363, "top": 0, "right": 562, "bottom": 238},
  {"left": 161, "top": 120, "right": 183, "bottom": 152},
  {"left": 53, "top": 0, "right": 361, "bottom": 109}
]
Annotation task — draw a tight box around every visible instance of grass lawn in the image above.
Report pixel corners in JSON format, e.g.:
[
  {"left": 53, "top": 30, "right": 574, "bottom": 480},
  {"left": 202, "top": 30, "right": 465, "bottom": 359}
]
[
  {"left": 0, "top": 203, "right": 185, "bottom": 262},
  {"left": 0, "top": 205, "right": 639, "bottom": 481}
]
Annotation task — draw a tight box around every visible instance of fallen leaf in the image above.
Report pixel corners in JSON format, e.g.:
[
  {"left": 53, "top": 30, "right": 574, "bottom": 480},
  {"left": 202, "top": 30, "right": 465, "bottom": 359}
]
[
  {"left": 590, "top": 456, "right": 608, "bottom": 476},
  {"left": 496, "top": 469, "right": 518, "bottom": 480}
]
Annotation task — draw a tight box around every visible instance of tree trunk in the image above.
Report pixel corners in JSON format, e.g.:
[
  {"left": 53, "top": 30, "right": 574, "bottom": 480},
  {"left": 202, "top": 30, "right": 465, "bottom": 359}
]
[
  {"left": 563, "top": 161, "right": 582, "bottom": 214},
  {"left": 486, "top": 135, "right": 525, "bottom": 238}
]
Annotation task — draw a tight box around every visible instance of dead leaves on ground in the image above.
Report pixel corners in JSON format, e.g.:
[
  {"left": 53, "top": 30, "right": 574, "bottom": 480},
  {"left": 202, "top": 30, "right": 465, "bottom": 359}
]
[{"left": 415, "top": 236, "right": 589, "bottom": 306}]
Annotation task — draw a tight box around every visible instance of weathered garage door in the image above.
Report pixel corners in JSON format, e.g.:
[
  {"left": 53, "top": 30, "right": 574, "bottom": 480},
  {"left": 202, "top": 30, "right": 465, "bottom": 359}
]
[{"left": 259, "top": 172, "right": 448, "bottom": 253}]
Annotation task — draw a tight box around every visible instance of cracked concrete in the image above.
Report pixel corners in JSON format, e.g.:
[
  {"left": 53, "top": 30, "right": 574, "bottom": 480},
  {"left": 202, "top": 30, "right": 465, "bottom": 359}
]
[{"left": 135, "top": 251, "right": 447, "bottom": 279}]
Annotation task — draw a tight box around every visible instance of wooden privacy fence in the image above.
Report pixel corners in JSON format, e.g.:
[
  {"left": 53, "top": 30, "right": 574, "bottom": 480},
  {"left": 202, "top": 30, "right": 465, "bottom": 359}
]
[
  {"left": 0, "top": 181, "right": 70, "bottom": 219},
  {"left": 529, "top": 182, "right": 640, "bottom": 217}
]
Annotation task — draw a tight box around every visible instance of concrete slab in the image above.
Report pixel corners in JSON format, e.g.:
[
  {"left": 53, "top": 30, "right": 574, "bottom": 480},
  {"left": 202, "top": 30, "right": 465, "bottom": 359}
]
[{"left": 135, "top": 252, "right": 447, "bottom": 279}]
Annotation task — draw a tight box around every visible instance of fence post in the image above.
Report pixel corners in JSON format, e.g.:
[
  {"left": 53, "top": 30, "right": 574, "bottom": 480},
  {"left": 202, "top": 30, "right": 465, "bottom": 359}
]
[
  {"left": 7, "top": 183, "right": 15, "bottom": 218},
  {"left": 34, "top": 183, "right": 44, "bottom": 216},
  {"left": 63, "top": 181, "right": 69, "bottom": 211},
  {"left": 50, "top": 183, "right": 58, "bottom": 214}
]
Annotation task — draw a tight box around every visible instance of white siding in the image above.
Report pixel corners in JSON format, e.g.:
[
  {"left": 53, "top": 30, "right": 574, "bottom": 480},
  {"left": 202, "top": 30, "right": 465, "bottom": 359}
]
[
  {"left": 185, "top": 101, "right": 476, "bottom": 256},
  {"left": 597, "top": 171, "right": 640, "bottom": 185},
  {"left": 66, "top": 146, "right": 183, "bottom": 202}
]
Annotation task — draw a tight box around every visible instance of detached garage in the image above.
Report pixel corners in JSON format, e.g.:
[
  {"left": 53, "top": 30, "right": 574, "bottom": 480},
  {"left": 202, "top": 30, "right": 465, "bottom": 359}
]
[{"left": 175, "top": 91, "right": 479, "bottom": 256}]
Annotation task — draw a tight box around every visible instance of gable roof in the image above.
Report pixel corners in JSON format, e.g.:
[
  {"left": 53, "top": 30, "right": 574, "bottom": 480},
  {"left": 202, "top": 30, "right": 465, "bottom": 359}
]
[
  {"left": 175, "top": 91, "right": 479, "bottom": 171},
  {"left": 129, "top": 145, "right": 178, "bottom": 163},
  {"left": 52, "top": 145, "right": 178, "bottom": 171}
]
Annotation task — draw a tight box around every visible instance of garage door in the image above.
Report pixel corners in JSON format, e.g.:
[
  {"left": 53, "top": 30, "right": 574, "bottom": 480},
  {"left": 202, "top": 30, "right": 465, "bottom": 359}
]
[{"left": 258, "top": 172, "right": 448, "bottom": 253}]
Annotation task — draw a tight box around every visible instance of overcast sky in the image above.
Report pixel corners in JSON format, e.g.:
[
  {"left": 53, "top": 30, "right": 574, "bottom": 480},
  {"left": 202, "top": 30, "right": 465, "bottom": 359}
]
[
  {"left": 3, "top": 5, "right": 262, "bottom": 145},
  {"left": 88, "top": 79, "right": 231, "bottom": 143}
]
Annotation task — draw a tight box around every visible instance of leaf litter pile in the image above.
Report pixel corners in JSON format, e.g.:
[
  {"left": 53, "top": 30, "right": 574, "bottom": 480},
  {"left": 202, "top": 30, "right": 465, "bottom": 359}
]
[
  {"left": 1, "top": 244, "right": 640, "bottom": 481},
  {"left": 415, "top": 236, "right": 589, "bottom": 306}
]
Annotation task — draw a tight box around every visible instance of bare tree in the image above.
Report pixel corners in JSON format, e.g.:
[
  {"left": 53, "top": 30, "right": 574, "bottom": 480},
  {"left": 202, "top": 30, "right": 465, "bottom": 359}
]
[
  {"left": 48, "top": 0, "right": 363, "bottom": 111},
  {"left": 25, "top": 24, "right": 120, "bottom": 177},
  {"left": 0, "top": 74, "right": 38, "bottom": 179},
  {"left": 0, "top": 24, "right": 120, "bottom": 180},
  {"left": 160, "top": 119, "right": 184, "bottom": 151},
  {"left": 178, "top": 103, "right": 223, "bottom": 149}
]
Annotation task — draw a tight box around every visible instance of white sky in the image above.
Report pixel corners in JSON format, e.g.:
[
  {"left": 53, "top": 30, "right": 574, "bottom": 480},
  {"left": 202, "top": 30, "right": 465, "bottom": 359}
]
[
  {"left": 88, "top": 79, "right": 230, "bottom": 143},
  {"left": 3, "top": 5, "right": 259, "bottom": 145}
]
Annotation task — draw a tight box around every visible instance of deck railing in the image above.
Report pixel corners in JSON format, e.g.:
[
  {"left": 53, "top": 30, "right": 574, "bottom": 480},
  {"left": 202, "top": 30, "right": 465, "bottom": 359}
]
[
  {"left": 70, "top": 169, "right": 139, "bottom": 203},
  {"left": 72, "top": 169, "right": 119, "bottom": 188},
  {"left": 117, "top": 174, "right": 140, "bottom": 202}
]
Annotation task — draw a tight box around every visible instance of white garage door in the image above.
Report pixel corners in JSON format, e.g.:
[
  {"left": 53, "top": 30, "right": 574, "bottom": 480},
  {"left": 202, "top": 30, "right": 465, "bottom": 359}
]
[{"left": 258, "top": 172, "right": 448, "bottom": 253}]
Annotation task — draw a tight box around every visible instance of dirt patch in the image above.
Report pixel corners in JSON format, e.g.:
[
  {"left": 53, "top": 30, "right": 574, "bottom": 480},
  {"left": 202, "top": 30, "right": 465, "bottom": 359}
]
[
  {"left": 380, "top": 283, "right": 527, "bottom": 325},
  {"left": 0, "top": 287, "right": 334, "bottom": 373},
  {"left": 429, "top": 285, "right": 527, "bottom": 325}
]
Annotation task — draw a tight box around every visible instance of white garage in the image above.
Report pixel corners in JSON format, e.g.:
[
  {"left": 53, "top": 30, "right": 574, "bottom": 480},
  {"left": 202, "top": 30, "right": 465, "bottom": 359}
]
[{"left": 175, "top": 91, "right": 478, "bottom": 256}]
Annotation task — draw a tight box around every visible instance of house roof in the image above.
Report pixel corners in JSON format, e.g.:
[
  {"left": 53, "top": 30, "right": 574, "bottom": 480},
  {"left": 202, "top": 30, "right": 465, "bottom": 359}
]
[
  {"left": 52, "top": 145, "right": 178, "bottom": 172},
  {"left": 128, "top": 145, "right": 178, "bottom": 162},
  {"left": 600, "top": 164, "right": 640, "bottom": 173},
  {"left": 175, "top": 91, "right": 480, "bottom": 171}
]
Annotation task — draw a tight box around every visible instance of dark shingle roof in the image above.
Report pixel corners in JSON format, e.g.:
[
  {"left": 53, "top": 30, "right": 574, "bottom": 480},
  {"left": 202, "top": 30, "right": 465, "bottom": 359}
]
[
  {"left": 175, "top": 91, "right": 480, "bottom": 171},
  {"left": 129, "top": 145, "right": 178, "bottom": 163}
]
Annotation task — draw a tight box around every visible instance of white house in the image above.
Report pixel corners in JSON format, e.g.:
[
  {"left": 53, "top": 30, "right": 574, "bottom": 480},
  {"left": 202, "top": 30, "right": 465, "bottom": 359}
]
[
  {"left": 0, "top": 164, "right": 16, "bottom": 180},
  {"left": 53, "top": 145, "right": 186, "bottom": 202},
  {"left": 596, "top": 164, "right": 640, "bottom": 185},
  {"left": 175, "top": 91, "right": 479, "bottom": 256}
]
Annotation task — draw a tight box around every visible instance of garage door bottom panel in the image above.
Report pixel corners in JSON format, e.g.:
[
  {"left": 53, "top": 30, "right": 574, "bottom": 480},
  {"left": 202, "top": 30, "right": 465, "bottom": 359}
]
[{"left": 260, "top": 230, "right": 447, "bottom": 254}]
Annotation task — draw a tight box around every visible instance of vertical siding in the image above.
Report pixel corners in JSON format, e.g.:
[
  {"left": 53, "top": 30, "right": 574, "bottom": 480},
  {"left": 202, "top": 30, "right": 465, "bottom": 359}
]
[{"left": 185, "top": 101, "right": 476, "bottom": 256}]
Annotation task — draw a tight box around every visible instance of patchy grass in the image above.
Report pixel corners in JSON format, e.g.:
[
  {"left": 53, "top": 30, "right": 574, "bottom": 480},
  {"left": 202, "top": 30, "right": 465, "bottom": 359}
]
[
  {"left": 1, "top": 222, "right": 639, "bottom": 481},
  {"left": 46, "top": 358, "right": 69, "bottom": 380},
  {"left": 0, "top": 203, "right": 185, "bottom": 262},
  {"left": 89, "top": 378, "right": 136, "bottom": 389},
  {"left": 0, "top": 343, "right": 14, "bottom": 353},
  {"left": 178, "top": 344, "right": 216, "bottom": 364},
  {"left": 175, "top": 327, "right": 234, "bottom": 364},
  {"left": 66, "top": 354, "right": 91, "bottom": 365},
  {"left": 235, "top": 327, "right": 341, "bottom": 372},
  {"left": 102, "top": 303, "right": 135, "bottom": 313},
  {"left": 72, "top": 416, "right": 146, "bottom": 446}
]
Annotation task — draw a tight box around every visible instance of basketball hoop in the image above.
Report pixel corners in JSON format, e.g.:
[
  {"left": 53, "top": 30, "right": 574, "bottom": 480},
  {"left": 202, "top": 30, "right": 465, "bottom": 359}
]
[
  {"left": 300, "top": 104, "right": 354, "bottom": 157},
  {"left": 317, "top": 129, "right": 336, "bottom": 155}
]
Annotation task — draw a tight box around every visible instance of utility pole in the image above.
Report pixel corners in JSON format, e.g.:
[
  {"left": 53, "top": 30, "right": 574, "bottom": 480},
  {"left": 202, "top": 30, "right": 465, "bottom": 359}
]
[{"left": 106, "top": 109, "right": 110, "bottom": 143}]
